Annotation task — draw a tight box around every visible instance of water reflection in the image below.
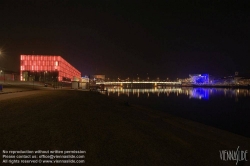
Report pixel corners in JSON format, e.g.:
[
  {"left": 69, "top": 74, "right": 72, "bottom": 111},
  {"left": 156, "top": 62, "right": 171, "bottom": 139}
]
[
  {"left": 190, "top": 88, "right": 209, "bottom": 100},
  {"left": 102, "top": 87, "right": 250, "bottom": 100}
]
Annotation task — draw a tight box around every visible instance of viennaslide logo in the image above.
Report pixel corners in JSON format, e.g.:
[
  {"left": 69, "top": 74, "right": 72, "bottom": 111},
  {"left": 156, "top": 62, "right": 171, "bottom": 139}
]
[{"left": 219, "top": 146, "right": 248, "bottom": 165}]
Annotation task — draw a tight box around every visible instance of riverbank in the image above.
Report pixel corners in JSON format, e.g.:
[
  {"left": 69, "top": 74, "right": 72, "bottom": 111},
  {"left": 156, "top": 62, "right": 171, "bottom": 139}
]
[
  {"left": 0, "top": 90, "right": 249, "bottom": 165},
  {"left": 0, "top": 84, "right": 37, "bottom": 94},
  {"left": 0, "top": 83, "right": 71, "bottom": 94}
]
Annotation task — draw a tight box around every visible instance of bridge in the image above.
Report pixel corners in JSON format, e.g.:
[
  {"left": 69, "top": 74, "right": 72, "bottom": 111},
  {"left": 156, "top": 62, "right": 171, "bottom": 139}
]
[{"left": 96, "top": 81, "right": 181, "bottom": 85}]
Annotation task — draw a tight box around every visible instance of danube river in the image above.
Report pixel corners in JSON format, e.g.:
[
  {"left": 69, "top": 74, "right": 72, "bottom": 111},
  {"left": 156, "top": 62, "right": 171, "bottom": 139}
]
[{"left": 101, "top": 87, "right": 250, "bottom": 137}]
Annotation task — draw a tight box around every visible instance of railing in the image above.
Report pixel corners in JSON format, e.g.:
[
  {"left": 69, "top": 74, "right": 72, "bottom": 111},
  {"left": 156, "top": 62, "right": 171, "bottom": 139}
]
[{"left": 96, "top": 81, "right": 181, "bottom": 84}]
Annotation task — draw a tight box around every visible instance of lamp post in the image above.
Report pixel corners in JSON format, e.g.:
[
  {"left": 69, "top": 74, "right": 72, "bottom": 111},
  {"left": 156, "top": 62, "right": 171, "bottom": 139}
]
[
  {"left": 0, "top": 70, "right": 5, "bottom": 83},
  {"left": 44, "top": 71, "right": 47, "bottom": 83},
  {"left": 0, "top": 70, "right": 2, "bottom": 83},
  {"left": 0, "top": 51, "right": 4, "bottom": 91},
  {"left": 0, "top": 51, "right": 3, "bottom": 83},
  {"left": 0, "top": 50, "right": 5, "bottom": 83}
]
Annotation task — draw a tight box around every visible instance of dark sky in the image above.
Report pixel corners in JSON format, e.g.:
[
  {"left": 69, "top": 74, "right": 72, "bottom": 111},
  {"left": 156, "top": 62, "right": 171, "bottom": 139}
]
[{"left": 0, "top": 0, "right": 250, "bottom": 80}]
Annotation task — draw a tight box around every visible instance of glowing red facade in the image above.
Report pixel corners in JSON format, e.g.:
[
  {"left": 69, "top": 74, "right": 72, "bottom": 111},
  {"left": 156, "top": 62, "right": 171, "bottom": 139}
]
[{"left": 20, "top": 55, "right": 81, "bottom": 82}]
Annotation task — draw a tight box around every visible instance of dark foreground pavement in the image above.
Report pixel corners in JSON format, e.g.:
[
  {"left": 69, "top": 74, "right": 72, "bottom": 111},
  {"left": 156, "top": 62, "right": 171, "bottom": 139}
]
[{"left": 0, "top": 90, "right": 249, "bottom": 166}]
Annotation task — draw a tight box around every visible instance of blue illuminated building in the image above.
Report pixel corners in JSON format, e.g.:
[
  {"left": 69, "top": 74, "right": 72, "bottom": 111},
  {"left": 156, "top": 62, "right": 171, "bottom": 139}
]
[{"left": 189, "top": 74, "right": 209, "bottom": 84}]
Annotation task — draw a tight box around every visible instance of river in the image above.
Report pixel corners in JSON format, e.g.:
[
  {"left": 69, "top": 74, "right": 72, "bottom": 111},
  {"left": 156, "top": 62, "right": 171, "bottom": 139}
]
[{"left": 101, "top": 87, "right": 250, "bottom": 137}]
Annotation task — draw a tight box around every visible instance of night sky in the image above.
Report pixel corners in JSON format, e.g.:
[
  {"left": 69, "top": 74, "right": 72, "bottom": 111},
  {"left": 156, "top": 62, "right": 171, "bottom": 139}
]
[{"left": 1, "top": 0, "right": 250, "bottom": 80}]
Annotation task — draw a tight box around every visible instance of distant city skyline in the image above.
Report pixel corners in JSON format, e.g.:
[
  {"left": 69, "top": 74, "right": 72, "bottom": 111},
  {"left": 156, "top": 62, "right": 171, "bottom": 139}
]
[{"left": 0, "top": 1, "right": 249, "bottom": 79}]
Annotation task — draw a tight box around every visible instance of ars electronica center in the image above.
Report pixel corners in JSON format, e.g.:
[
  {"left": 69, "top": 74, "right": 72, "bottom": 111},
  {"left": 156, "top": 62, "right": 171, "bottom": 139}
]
[{"left": 20, "top": 55, "right": 81, "bottom": 82}]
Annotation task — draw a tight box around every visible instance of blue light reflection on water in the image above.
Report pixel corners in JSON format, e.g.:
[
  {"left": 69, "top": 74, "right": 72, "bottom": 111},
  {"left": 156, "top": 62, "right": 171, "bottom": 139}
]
[
  {"left": 190, "top": 88, "right": 209, "bottom": 100},
  {"left": 101, "top": 87, "right": 250, "bottom": 137},
  {"left": 102, "top": 87, "right": 250, "bottom": 100}
]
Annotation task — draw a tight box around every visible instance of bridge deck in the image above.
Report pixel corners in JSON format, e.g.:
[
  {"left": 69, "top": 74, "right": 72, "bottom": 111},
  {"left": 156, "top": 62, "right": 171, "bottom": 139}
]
[{"left": 96, "top": 81, "right": 181, "bottom": 84}]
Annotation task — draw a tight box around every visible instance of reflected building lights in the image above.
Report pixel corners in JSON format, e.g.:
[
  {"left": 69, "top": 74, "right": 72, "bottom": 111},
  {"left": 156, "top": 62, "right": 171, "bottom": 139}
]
[{"left": 103, "top": 87, "right": 250, "bottom": 101}]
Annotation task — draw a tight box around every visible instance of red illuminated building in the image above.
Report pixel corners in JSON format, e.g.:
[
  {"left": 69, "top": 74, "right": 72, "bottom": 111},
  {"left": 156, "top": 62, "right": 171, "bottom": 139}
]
[{"left": 20, "top": 55, "right": 81, "bottom": 82}]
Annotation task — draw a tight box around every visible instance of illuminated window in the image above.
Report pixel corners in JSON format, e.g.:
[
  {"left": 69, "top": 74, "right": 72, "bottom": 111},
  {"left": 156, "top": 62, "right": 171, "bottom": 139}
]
[{"left": 20, "top": 55, "right": 81, "bottom": 82}]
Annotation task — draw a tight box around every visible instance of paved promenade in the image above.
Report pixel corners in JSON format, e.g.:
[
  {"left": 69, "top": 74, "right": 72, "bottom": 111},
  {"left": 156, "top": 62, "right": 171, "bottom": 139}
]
[{"left": 0, "top": 83, "right": 84, "bottom": 101}]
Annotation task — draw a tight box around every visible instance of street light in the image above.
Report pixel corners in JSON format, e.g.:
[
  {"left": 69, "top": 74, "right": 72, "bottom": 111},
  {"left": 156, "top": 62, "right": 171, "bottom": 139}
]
[
  {"left": 0, "top": 70, "right": 3, "bottom": 91},
  {"left": 0, "top": 70, "right": 3, "bottom": 83},
  {"left": 0, "top": 51, "right": 3, "bottom": 83},
  {"left": 0, "top": 70, "right": 5, "bottom": 83}
]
